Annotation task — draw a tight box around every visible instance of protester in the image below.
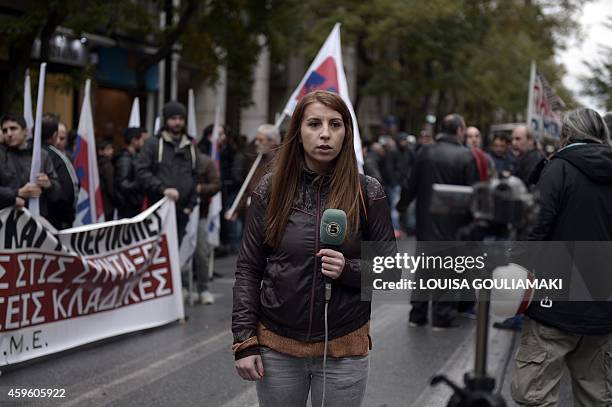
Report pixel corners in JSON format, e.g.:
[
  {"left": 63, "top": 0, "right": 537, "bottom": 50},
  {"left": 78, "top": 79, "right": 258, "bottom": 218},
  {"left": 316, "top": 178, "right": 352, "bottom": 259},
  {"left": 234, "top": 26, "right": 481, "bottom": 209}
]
[
  {"left": 135, "top": 101, "right": 198, "bottom": 244},
  {"left": 97, "top": 138, "right": 115, "bottom": 221},
  {"left": 465, "top": 126, "right": 496, "bottom": 180},
  {"left": 218, "top": 126, "right": 243, "bottom": 253},
  {"left": 395, "top": 134, "right": 417, "bottom": 236},
  {"left": 227, "top": 123, "right": 280, "bottom": 221},
  {"left": 396, "top": 114, "right": 479, "bottom": 329},
  {"left": 193, "top": 152, "right": 221, "bottom": 304},
  {"left": 232, "top": 90, "right": 395, "bottom": 406},
  {"left": 41, "top": 114, "right": 79, "bottom": 229},
  {"left": 361, "top": 139, "right": 383, "bottom": 183},
  {"left": 198, "top": 124, "right": 214, "bottom": 156},
  {"left": 114, "top": 127, "right": 146, "bottom": 218},
  {"left": 511, "top": 125, "right": 544, "bottom": 186},
  {"left": 54, "top": 121, "right": 68, "bottom": 153},
  {"left": 488, "top": 134, "right": 515, "bottom": 177},
  {"left": 511, "top": 108, "right": 612, "bottom": 406},
  {"left": 0, "top": 113, "right": 60, "bottom": 214},
  {"left": 416, "top": 129, "right": 433, "bottom": 150}
]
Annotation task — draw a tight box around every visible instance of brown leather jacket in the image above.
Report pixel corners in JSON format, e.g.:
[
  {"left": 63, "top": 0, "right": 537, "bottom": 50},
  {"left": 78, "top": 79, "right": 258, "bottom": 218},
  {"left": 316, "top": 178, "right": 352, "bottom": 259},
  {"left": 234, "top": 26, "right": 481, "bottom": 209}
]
[{"left": 232, "top": 168, "right": 395, "bottom": 351}]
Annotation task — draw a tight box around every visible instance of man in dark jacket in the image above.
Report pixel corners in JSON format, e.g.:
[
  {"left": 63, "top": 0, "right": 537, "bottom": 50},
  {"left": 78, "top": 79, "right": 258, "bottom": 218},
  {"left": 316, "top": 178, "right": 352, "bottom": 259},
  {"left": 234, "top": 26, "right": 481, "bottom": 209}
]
[
  {"left": 114, "top": 127, "right": 145, "bottom": 218},
  {"left": 512, "top": 125, "right": 544, "bottom": 186},
  {"left": 228, "top": 124, "right": 279, "bottom": 221},
  {"left": 396, "top": 114, "right": 479, "bottom": 329},
  {"left": 41, "top": 114, "right": 79, "bottom": 229},
  {"left": 135, "top": 101, "right": 198, "bottom": 244},
  {"left": 0, "top": 114, "right": 60, "bottom": 215},
  {"left": 511, "top": 108, "right": 612, "bottom": 406},
  {"left": 488, "top": 134, "right": 515, "bottom": 177},
  {"left": 97, "top": 138, "right": 115, "bottom": 221}
]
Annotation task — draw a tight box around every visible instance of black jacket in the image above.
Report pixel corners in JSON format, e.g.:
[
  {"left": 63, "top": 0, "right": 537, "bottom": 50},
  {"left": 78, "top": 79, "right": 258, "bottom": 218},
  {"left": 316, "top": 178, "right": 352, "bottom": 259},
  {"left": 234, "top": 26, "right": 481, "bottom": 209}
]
[
  {"left": 135, "top": 131, "right": 198, "bottom": 211},
  {"left": 396, "top": 134, "right": 479, "bottom": 240},
  {"left": 114, "top": 149, "right": 144, "bottom": 218},
  {"left": 232, "top": 170, "right": 395, "bottom": 351},
  {"left": 43, "top": 143, "right": 79, "bottom": 229},
  {"left": 525, "top": 141, "right": 612, "bottom": 335},
  {"left": 0, "top": 144, "right": 60, "bottom": 217},
  {"left": 514, "top": 148, "right": 544, "bottom": 187}
]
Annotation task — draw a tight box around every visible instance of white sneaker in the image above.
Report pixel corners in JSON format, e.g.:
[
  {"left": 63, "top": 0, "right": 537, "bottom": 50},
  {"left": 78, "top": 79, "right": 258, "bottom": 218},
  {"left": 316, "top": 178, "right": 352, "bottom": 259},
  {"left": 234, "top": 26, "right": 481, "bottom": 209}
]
[{"left": 199, "top": 290, "right": 215, "bottom": 305}]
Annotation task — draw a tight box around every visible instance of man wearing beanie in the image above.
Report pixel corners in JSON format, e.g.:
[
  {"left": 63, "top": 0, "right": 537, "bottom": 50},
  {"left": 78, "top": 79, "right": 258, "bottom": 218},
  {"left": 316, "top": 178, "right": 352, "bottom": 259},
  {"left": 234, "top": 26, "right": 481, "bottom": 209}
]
[{"left": 135, "top": 101, "right": 198, "bottom": 243}]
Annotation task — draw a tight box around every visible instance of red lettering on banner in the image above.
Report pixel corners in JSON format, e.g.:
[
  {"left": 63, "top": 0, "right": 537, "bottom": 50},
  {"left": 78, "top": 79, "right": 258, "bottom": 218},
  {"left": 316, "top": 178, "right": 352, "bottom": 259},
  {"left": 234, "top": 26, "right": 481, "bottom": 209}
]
[{"left": 0, "top": 236, "right": 174, "bottom": 332}]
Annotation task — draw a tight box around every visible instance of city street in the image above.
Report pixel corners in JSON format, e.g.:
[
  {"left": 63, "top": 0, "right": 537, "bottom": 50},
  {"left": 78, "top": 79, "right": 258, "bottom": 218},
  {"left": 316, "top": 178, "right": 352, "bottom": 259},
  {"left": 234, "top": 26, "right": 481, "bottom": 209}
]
[{"left": 2, "top": 253, "right": 574, "bottom": 407}]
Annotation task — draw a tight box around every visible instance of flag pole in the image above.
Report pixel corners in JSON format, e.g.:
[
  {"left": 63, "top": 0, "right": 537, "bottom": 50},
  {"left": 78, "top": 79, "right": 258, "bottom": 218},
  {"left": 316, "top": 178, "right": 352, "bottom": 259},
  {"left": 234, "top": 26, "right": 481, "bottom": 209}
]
[{"left": 527, "top": 61, "right": 536, "bottom": 134}]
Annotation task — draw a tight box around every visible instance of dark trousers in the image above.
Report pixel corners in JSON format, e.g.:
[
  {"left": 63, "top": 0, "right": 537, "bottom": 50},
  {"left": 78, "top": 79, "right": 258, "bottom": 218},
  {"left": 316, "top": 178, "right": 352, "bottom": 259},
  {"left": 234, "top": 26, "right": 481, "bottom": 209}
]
[
  {"left": 409, "top": 266, "right": 457, "bottom": 326},
  {"left": 176, "top": 210, "right": 189, "bottom": 246}
]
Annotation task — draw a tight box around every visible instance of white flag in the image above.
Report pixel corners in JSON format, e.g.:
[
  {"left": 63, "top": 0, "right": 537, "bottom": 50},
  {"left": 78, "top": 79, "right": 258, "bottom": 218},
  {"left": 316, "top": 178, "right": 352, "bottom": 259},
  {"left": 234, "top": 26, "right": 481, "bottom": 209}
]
[
  {"left": 28, "top": 63, "right": 47, "bottom": 217},
  {"left": 154, "top": 116, "right": 161, "bottom": 135},
  {"left": 23, "top": 71, "right": 34, "bottom": 139},
  {"left": 282, "top": 23, "right": 363, "bottom": 171},
  {"left": 128, "top": 97, "right": 141, "bottom": 128}
]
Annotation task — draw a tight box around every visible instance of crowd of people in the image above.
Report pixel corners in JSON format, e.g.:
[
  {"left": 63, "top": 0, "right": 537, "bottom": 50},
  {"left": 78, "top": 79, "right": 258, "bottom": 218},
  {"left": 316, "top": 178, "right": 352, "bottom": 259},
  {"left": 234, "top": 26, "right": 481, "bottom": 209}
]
[
  {"left": 0, "top": 100, "right": 283, "bottom": 305},
  {"left": 2, "top": 91, "right": 612, "bottom": 406}
]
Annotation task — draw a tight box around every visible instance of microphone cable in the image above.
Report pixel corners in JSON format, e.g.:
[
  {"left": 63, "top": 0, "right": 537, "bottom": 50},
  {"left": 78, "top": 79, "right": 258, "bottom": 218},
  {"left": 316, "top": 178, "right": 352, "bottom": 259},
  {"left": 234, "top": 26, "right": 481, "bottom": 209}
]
[{"left": 321, "top": 282, "right": 332, "bottom": 407}]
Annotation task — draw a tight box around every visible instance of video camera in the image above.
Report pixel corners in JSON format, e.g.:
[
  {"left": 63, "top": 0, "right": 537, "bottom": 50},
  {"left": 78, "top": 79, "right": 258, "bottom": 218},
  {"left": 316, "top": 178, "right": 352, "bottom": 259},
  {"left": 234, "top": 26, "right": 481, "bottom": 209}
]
[
  {"left": 428, "top": 176, "right": 539, "bottom": 407},
  {"left": 430, "top": 176, "right": 538, "bottom": 239}
]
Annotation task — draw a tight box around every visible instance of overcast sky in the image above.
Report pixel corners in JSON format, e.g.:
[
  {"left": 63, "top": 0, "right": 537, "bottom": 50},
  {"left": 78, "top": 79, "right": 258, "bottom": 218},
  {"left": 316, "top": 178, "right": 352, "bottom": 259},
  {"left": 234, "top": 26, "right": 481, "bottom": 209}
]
[{"left": 557, "top": 0, "right": 612, "bottom": 113}]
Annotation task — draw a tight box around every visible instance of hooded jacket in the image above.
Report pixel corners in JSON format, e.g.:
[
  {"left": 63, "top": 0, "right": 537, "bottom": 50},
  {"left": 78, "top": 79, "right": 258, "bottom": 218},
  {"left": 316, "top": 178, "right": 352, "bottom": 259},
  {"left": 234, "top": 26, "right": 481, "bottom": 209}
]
[
  {"left": 526, "top": 141, "right": 612, "bottom": 334},
  {"left": 232, "top": 169, "right": 396, "bottom": 351}
]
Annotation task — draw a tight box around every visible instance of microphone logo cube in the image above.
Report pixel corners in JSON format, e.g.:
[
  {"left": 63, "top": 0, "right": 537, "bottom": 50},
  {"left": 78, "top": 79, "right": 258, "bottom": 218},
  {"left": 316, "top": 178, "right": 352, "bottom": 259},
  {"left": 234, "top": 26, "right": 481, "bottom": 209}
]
[{"left": 327, "top": 222, "right": 341, "bottom": 237}]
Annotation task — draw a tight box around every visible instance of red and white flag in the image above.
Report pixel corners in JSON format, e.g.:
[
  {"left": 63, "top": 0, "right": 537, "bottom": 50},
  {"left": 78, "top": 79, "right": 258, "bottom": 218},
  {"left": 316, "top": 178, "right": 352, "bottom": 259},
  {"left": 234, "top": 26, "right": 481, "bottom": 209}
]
[
  {"left": 73, "top": 79, "right": 104, "bottom": 225},
  {"left": 527, "top": 61, "right": 564, "bottom": 139},
  {"left": 282, "top": 23, "right": 363, "bottom": 170}
]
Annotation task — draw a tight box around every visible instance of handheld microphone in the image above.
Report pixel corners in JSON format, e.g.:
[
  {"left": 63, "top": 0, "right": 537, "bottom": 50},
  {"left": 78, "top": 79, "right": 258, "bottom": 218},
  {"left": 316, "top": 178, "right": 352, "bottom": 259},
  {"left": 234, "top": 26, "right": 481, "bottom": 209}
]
[
  {"left": 319, "top": 209, "right": 347, "bottom": 302},
  {"left": 319, "top": 209, "right": 347, "bottom": 407}
]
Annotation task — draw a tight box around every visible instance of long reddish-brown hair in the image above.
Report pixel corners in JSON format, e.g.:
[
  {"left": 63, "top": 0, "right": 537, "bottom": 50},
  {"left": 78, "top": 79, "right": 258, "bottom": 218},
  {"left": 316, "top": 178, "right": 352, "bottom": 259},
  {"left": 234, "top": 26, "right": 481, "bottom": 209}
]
[{"left": 264, "top": 90, "right": 360, "bottom": 248}]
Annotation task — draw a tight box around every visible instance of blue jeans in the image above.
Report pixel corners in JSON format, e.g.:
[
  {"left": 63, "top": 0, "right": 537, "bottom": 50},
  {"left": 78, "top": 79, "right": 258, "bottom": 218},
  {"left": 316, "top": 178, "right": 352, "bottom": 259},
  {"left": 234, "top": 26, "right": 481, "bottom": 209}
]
[{"left": 256, "top": 347, "right": 369, "bottom": 407}]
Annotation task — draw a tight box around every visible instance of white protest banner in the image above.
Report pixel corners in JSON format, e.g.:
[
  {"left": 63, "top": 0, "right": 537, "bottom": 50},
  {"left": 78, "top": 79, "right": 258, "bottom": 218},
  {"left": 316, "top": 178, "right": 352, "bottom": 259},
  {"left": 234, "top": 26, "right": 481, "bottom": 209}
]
[
  {"left": 0, "top": 198, "right": 184, "bottom": 366},
  {"left": 527, "top": 61, "right": 565, "bottom": 139}
]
